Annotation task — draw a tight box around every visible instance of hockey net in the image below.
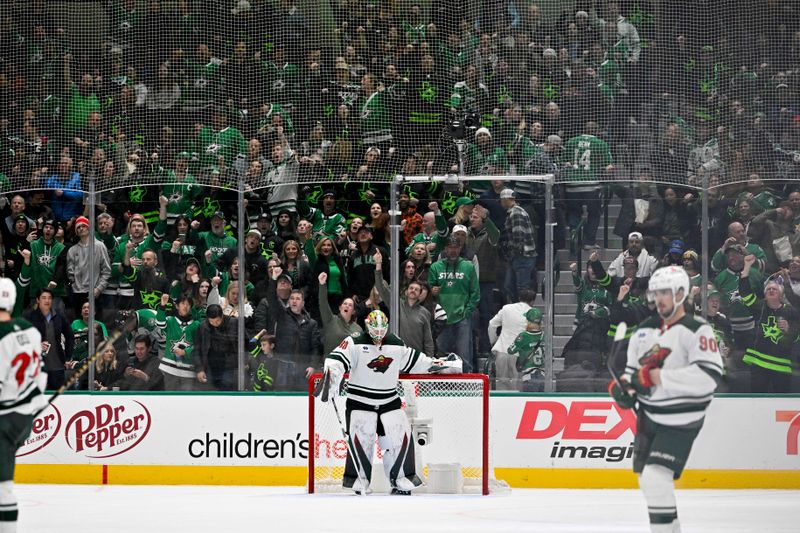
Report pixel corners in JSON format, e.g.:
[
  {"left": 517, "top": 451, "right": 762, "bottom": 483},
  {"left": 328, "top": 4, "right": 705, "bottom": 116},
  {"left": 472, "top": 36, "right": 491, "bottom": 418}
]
[{"left": 308, "top": 373, "right": 506, "bottom": 495}]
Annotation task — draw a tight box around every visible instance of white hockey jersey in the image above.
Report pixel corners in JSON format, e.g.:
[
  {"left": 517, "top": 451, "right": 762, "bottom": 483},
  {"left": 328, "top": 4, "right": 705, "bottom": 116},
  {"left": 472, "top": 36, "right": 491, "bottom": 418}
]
[
  {"left": 325, "top": 332, "right": 436, "bottom": 407},
  {"left": 0, "top": 318, "right": 48, "bottom": 416},
  {"left": 626, "top": 314, "right": 723, "bottom": 428}
]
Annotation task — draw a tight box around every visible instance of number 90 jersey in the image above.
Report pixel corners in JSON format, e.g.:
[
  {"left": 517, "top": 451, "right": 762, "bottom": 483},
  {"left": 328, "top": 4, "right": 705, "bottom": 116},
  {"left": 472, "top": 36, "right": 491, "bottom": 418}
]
[
  {"left": 626, "top": 315, "right": 724, "bottom": 428},
  {"left": 0, "top": 319, "right": 48, "bottom": 416},
  {"left": 325, "top": 332, "right": 435, "bottom": 407}
]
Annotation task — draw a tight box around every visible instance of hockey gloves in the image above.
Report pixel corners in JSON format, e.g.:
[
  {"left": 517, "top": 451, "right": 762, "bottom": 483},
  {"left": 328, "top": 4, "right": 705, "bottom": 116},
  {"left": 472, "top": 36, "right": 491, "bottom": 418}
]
[
  {"left": 608, "top": 379, "right": 636, "bottom": 410},
  {"left": 428, "top": 353, "right": 463, "bottom": 374},
  {"left": 628, "top": 346, "right": 670, "bottom": 396},
  {"left": 630, "top": 366, "right": 656, "bottom": 396}
]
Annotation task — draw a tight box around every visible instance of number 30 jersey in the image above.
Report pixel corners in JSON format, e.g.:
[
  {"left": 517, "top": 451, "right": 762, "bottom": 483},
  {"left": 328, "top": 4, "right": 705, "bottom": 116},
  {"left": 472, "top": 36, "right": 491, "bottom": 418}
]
[
  {"left": 0, "top": 319, "right": 48, "bottom": 416},
  {"left": 626, "top": 314, "right": 724, "bottom": 428}
]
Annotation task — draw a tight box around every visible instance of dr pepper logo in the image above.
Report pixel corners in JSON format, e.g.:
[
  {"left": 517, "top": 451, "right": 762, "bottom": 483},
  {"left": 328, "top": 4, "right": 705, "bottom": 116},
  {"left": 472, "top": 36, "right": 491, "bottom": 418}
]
[
  {"left": 65, "top": 401, "right": 152, "bottom": 458},
  {"left": 16, "top": 405, "right": 62, "bottom": 457},
  {"left": 776, "top": 411, "right": 800, "bottom": 455}
]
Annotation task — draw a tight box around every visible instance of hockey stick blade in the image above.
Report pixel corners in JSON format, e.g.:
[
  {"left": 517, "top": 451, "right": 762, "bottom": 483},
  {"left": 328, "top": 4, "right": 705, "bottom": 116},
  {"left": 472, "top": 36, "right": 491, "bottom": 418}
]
[
  {"left": 313, "top": 370, "right": 330, "bottom": 401},
  {"left": 607, "top": 321, "right": 629, "bottom": 393}
]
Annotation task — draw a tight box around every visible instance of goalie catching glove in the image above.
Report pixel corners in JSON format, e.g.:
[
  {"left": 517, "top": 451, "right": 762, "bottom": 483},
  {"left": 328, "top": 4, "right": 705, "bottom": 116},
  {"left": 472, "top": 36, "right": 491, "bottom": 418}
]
[{"left": 428, "top": 353, "right": 463, "bottom": 374}]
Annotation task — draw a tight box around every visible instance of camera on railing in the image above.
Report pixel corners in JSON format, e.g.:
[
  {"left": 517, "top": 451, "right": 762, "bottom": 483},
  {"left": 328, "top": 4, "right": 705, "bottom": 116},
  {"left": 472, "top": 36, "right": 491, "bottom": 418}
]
[
  {"left": 447, "top": 112, "right": 481, "bottom": 140},
  {"left": 412, "top": 418, "right": 433, "bottom": 446}
]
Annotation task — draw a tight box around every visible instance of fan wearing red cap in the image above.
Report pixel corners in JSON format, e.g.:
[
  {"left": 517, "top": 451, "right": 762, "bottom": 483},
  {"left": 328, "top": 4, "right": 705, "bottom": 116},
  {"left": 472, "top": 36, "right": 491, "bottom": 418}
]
[{"left": 67, "top": 213, "right": 111, "bottom": 317}]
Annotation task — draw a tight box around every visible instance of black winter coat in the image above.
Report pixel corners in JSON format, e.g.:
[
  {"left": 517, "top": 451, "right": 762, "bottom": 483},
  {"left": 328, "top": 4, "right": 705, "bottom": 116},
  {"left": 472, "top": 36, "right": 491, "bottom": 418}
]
[
  {"left": 194, "top": 315, "right": 240, "bottom": 374},
  {"left": 23, "top": 308, "right": 74, "bottom": 366}
]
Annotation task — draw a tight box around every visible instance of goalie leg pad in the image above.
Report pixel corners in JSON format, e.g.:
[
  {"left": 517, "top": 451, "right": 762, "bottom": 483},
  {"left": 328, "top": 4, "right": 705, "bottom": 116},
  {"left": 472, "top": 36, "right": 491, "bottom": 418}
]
[
  {"left": 0, "top": 480, "right": 18, "bottom": 530},
  {"left": 379, "top": 409, "right": 423, "bottom": 491},
  {"left": 342, "top": 410, "right": 377, "bottom": 491},
  {"left": 639, "top": 464, "right": 681, "bottom": 532}
]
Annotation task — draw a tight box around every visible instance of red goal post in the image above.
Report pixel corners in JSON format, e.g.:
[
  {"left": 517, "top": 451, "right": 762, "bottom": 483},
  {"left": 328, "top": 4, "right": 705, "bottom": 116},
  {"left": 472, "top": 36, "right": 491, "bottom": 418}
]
[{"left": 308, "top": 373, "right": 493, "bottom": 495}]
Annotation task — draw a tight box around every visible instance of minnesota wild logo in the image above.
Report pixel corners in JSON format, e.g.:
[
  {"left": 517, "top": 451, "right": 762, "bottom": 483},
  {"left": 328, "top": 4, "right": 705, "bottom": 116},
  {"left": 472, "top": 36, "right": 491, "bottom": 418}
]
[{"left": 367, "top": 355, "right": 393, "bottom": 374}]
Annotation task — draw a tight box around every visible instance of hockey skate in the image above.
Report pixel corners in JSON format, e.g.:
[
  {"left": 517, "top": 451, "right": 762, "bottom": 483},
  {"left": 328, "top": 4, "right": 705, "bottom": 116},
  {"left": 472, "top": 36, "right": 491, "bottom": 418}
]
[
  {"left": 350, "top": 478, "right": 372, "bottom": 495},
  {"left": 390, "top": 477, "right": 420, "bottom": 495}
]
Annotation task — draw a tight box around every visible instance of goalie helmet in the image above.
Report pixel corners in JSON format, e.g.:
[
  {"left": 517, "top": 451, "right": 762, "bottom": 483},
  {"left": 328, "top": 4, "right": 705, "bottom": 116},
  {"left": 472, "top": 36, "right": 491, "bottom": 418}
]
[
  {"left": 0, "top": 278, "right": 16, "bottom": 312},
  {"left": 365, "top": 310, "right": 389, "bottom": 342},
  {"left": 647, "top": 266, "right": 690, "bottom": 308}
]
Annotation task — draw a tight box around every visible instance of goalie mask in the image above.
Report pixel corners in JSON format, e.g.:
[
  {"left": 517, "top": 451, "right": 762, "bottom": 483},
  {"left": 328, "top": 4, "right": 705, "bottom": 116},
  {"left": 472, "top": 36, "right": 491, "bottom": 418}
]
[
  {"left": 646, "top": 266, "right": 690, "bottom": 319},
  {"left": 365, "top": 310, "right": 389, "bottom": 343}
]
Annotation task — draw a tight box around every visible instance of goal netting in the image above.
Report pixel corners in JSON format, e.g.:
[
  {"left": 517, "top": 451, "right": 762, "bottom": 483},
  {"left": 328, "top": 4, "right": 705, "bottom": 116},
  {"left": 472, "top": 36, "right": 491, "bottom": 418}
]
[{"left": 308, "top": 373, "right": 507, "bottom": 495}]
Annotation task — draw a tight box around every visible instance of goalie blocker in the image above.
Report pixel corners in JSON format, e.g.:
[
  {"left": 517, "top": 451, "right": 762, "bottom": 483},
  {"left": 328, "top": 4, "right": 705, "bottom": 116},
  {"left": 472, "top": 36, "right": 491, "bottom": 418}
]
[{"left": 317, "top": 311, "right": 462, "bottom": 494}]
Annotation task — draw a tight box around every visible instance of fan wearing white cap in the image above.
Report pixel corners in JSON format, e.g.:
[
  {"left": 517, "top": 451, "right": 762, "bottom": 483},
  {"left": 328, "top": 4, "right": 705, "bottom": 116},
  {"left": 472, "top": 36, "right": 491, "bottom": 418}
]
[
  {"left": 606, "top": 231, "right": 659, "bottom": 279},
  {"left": 466, "top": 126, "right": 509, "bottom": 180},
  {"left": 0, "top": 277, "right": 48, "bottom": 533},
  {"left": 436, "top": 224, "right": 480, "bottom": 277}
]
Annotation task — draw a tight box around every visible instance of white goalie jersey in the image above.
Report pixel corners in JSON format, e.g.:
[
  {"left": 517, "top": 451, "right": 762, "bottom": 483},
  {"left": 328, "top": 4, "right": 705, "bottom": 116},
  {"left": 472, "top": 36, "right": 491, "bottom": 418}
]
[
  {"left": 0, "top": 318, "right": 48, "bottom": 416},
  {"left": 325, "top": 332, "right": 440, "bottom": 407}
]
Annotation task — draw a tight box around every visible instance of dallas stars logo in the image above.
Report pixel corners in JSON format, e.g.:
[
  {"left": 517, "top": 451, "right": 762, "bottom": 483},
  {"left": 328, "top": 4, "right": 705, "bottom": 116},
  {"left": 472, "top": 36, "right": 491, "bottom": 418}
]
[
  {"left": 358, "top": 183, "right": 374, "bottom": 202},
  {"left": 419, "top": 81, "right": 437, "bottom": 103},
  {"left": 140, "top": 290, "right": 163, "bottom": 310},
  {"left": 255, "top": 362, "right": 274, "bottom": 389},
  {"left": 129, "top": 186, "right": 146, "bottom": 203},
  {"left": 195, "top": 197, "right": 221, "bottom": 219},
  {"left": 761, "top": 315, "right": 784, "bottom": 345}
]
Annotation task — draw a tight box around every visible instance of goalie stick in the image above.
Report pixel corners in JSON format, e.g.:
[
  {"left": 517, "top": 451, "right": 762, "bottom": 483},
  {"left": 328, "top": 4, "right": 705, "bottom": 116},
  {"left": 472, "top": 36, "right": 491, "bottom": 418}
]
[
  {"left": 35, "top": 313, "right": 137, "bottom": 418},
  {"left": 314, "top": 370, "right": 372, "bottom": 496}
]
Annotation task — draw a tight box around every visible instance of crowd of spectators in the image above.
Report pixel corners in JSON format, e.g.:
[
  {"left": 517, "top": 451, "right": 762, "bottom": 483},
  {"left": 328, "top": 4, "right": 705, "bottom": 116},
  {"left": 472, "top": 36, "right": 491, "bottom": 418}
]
[{"left": 0, "top": 1, "right": 799, "bottom": 392}]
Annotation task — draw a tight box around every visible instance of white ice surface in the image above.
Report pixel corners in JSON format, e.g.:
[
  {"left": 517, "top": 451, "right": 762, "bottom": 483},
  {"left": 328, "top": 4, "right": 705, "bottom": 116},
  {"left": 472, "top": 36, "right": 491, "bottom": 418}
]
[{"left": 17, "top": 485, "right": 800, "bottom": 533}]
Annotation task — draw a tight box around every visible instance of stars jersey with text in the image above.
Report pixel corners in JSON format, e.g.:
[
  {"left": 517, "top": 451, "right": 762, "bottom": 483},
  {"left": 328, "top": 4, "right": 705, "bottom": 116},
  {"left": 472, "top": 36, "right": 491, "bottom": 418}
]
[
  {"left": 626, "top": 314, "right": 723, "bottom": 428},
  {"left": 326, "top": 332, "right": 435, "bottom": 407}
]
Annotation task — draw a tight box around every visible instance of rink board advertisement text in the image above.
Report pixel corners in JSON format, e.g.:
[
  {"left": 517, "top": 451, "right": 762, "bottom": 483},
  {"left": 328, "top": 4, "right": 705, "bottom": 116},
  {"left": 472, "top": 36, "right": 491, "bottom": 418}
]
[{"left": 15, "top": 395, "right": 800, "bottom": 488}]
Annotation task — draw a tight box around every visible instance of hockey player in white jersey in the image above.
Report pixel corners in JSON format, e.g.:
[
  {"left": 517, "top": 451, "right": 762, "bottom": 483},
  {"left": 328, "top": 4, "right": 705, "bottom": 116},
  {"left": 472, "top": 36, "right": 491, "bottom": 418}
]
[
  {"left": 319, "top": 310, "right": 461, "bottom": 495},
  {"left": 0, "top": 278, "right": 48, "bottom": 532},
  {"left": 608, "top": 266, "right": 723, "bottom": 532}
]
